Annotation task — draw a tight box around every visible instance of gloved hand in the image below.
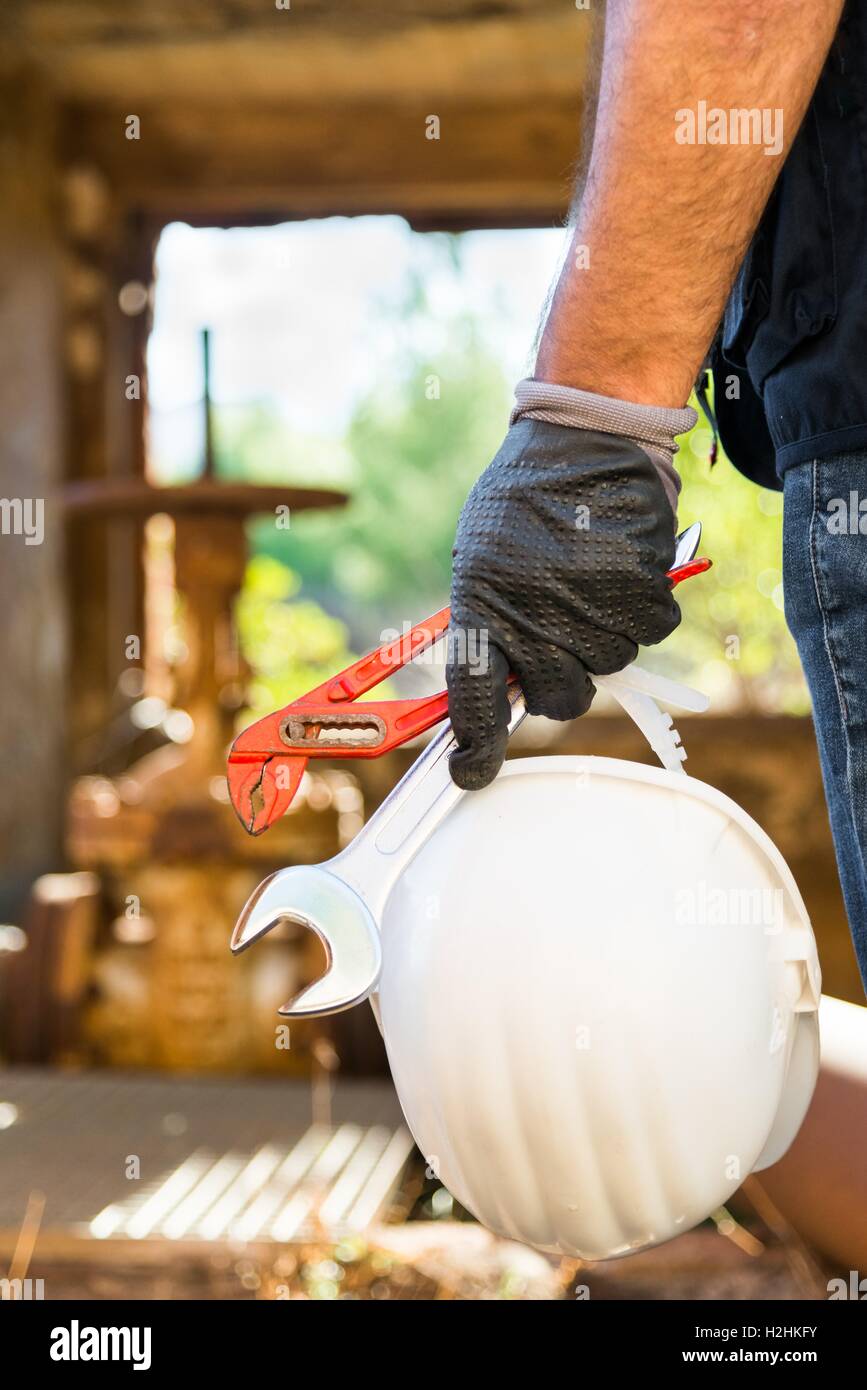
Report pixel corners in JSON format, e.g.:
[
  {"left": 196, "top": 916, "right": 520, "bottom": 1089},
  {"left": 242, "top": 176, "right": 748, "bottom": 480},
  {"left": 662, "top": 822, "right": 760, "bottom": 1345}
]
[{"left": 446, "top": 383, "right": 696, "bottom": 790}]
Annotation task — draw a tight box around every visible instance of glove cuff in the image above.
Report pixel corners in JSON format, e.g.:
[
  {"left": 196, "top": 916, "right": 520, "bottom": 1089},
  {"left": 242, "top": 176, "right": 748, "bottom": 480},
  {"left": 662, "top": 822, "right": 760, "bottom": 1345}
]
[{"left": 510, "top": 379, "right": 697, "bottom": 515}]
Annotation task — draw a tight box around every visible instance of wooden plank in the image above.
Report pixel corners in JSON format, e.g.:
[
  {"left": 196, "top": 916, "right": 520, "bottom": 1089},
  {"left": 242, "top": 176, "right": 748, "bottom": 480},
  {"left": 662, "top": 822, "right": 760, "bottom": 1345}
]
[
  {"left": 23, "top": 5, "right": 589, "bottom": 107},
  {"left": 23, "top": 0, "right": 567, "bottom": 42},
  {"left": 63, "top": 99, "right": 580, "bottom": 225}
]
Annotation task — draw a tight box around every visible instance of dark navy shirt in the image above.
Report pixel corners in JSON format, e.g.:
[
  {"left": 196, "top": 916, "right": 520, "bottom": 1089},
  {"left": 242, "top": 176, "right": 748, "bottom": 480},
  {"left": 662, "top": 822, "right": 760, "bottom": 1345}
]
[{"left": 711, "top": 1, "right": 866, "bottom": 491}]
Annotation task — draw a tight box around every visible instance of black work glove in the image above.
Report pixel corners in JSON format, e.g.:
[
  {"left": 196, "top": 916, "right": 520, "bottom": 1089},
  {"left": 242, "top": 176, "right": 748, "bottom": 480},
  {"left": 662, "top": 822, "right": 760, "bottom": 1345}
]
[{"left": 446, "top": 418, "right": 680, "bottom": 790}]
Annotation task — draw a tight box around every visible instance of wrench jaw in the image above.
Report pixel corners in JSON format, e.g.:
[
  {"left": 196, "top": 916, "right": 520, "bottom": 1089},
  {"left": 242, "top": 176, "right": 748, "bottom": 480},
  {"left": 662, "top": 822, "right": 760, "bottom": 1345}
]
[
  {"left": 231, "top": 870, "right": 287, "bottom": 953},
  {"left": 230, "top": 865, "right": 382, "bottom": 1018},
  {"left": 227, "top": 753, "right": 309, "bottom": 836}
]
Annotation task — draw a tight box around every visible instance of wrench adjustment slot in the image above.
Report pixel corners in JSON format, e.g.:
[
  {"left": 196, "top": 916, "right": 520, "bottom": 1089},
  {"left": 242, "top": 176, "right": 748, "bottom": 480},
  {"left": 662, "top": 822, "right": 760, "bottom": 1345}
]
[{"left": 279, "top": 710, "right": 387, "bottom": 751}]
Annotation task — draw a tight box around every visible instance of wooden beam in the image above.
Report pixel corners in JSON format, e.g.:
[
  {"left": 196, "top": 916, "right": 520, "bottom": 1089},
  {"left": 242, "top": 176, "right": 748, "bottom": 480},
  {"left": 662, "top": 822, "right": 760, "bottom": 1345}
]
[
  {"left": 19, "top": 2, "right": 587, "bottom": 108},
  {"left": 64, "top": 99, "right": 581, "bottom": 226},
  {"left": 21, "top": 0, "right": 567, "bottom": 38}
]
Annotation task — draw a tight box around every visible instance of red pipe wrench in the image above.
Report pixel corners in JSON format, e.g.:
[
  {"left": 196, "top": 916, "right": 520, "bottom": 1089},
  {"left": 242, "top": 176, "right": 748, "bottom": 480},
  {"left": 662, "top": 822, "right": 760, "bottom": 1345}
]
[{"left": 227, "top": 524, "right": 710, "bottom": 836}]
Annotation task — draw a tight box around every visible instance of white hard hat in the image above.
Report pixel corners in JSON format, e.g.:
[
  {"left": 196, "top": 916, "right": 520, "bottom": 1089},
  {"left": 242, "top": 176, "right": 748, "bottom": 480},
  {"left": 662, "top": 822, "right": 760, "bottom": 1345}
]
[{"left": 378, "top": 755, "right": 821, "bottom": 1260}]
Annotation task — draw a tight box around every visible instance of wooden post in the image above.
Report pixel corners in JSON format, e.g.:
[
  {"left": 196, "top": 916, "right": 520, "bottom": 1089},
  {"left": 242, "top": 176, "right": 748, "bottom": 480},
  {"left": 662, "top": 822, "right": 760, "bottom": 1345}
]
[{"left": 0, "top": 64, "right": 67, "bottom": 921}]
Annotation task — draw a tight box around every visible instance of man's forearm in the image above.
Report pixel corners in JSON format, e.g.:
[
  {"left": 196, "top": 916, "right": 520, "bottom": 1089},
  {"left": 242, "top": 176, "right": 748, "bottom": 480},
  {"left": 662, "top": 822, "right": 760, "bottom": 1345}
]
[{"left": 535, "top": 0, "right": 844, "bottom": 406}]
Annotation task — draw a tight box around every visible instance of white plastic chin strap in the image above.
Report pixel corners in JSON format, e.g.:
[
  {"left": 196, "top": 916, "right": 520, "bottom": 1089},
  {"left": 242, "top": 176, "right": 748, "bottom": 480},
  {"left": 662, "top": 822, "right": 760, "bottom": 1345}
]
[{"left": 594, "top": 666, "right": 710, "bottom": 775}]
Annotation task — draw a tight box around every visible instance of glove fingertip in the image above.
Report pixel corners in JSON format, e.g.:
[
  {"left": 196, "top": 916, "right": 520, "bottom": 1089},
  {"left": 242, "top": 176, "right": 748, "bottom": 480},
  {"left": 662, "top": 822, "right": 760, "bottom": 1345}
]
[{"left": 448, "top": 740, "right": 505, "bottom": 792}]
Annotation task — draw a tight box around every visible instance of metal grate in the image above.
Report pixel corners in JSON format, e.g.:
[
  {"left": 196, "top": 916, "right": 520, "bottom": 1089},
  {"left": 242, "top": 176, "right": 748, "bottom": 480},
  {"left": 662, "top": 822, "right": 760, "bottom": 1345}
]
[{"left": 0, "top": 1068, "right": 412, "bottom": 1245}]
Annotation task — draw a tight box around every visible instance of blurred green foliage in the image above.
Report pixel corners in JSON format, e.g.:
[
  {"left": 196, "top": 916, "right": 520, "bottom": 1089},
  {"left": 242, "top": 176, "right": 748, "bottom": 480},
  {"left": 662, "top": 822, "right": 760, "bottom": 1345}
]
[
  {"left": 235, "top": 554, "right": 353, "bottom": 717},
  {"left": 244, "top": 351, "right": 509, "bottom": 631},
  {"left": 644, "top": 416, "right": 808, "bottom": 714}
]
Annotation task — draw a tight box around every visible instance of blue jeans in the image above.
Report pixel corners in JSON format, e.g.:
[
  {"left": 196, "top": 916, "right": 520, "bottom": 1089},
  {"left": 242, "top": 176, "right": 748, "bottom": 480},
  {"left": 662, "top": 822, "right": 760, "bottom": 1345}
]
[{"left": 783, "top": 453, "right": 867, "bottom": 992}]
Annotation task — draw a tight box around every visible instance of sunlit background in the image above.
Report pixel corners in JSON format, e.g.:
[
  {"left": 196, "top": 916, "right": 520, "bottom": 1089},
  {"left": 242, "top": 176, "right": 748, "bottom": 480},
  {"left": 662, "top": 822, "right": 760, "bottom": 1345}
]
[{"left": 147, "top": 218, "right": 807, "bottom": 723}]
